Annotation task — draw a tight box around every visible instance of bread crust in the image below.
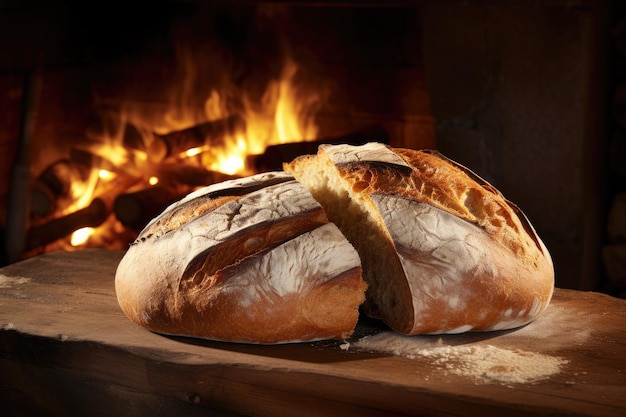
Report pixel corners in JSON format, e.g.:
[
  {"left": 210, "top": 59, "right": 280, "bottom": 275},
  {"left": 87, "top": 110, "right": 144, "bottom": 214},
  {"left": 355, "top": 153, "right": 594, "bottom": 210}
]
[
  {"left": 115, "top": 172, "right": 367, "bottom": 344},
  {"left": 284, "top": 142, "right": 554, "bottom": 335}
]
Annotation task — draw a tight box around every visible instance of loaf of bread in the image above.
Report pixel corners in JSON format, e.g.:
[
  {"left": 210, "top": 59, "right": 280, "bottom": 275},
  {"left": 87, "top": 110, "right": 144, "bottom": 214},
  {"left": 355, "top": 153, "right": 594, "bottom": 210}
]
[
  {"left": 116, "top": 142, "right": 554, "bottom": 343},
  {"left": 114, "top": 171, "right": 367, "bottom": 344},
  {"left": 284, "top": 142, "right": 555, "bottom": 335}
]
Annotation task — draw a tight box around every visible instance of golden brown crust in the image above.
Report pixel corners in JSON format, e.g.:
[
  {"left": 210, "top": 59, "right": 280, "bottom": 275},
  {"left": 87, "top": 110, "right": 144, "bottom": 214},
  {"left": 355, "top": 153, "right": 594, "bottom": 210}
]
[
  {"left": 117, "top": 142, "right": 554, "bottom": 342},
  {"left": 115, "top": 172, "right": 367, "bottom": 344},
  {"left": 181, "top": 208, "right": 328, "bottom": 285},
  {"left": 284, "top": 142, "right": 555, "bottom": 335},
  {"left": 335, "top": 147, "right": 545, "bottom": 267},
  {"left": 154, "top": 266, "right": 366, "bottom": 343}
]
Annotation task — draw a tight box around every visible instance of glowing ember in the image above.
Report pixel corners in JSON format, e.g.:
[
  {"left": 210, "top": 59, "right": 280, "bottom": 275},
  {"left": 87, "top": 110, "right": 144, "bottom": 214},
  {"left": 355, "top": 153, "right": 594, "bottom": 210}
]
[
  {"left": 98, "top": 169, "right": 112, "bottom": 180},
  {"left": 216, "top": 155, "right": 244, "bottom": 176},
  {"left": 185, "top": 147, "right": 203, "bottom": 157},
  {"left": 71, "top": 227, "right": 95, "bottom": 246}
]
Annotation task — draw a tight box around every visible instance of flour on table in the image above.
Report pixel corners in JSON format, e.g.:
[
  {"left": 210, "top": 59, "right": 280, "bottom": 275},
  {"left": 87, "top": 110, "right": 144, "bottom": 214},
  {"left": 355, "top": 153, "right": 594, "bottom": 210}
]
[
  {"left": 0, "top": 275, "right": 31, "bottom": 288},
  {"left": 502, "top": 304, "right": 591, "bottom": 349},
  {"left": 353, "top": 332, "right": 568, "bottom": 385}
]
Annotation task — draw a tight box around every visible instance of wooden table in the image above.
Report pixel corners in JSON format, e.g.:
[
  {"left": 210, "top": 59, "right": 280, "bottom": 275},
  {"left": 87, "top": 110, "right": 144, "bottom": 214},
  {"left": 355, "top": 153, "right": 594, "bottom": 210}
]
[{"left": 0, "top": 249, "right": 625, "bottom": 417}]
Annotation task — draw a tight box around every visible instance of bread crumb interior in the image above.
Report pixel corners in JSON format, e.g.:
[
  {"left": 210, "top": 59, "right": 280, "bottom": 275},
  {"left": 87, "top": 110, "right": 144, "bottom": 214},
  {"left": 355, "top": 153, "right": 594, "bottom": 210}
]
[{"left": 285, "top": 156, "right": 414, "bottom": 333}]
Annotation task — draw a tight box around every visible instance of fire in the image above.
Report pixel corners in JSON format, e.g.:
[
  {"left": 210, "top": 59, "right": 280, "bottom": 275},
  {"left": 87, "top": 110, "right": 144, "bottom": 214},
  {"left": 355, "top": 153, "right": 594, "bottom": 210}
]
[
  {"left": 174, "top": 58, "right": 319, "bottom": 174},
  {"left": 274, "top": 59, "right": 319, "bottom": 144},
  {"left": 34, "top": 55, "right": 324, "bottom": 254},
  {"left": 207, "top": 136, "right": 248, "bottom": 175},
  {"left": 98, "top": 169, "right": 112, "bottom": 180},
  {"left": 241, "top": 59, "right": 320, "bottom": 149},
  {"left": 71, "top": 227, "right": 94, "bottom": 247}
]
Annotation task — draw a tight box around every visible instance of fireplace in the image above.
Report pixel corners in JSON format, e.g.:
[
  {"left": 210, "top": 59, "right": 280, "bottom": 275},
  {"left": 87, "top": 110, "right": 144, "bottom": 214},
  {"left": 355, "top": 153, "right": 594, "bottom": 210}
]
[{"left": 0, "top": 0, "right": 619, "bottom": 295}]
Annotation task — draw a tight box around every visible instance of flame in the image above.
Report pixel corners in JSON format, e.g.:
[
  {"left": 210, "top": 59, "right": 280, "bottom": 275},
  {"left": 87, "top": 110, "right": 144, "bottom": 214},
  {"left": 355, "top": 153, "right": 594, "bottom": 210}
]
[
  {"left": 190, "top": 58, "right": 320, "bottom": 174},
  {"left": 64, "top": 163, "right": 101, "bottom": 215},
  {"left": 208, "top": 136, "right": 248, "bottom": 175},
  {"left": 50, "top": 54, "right": 323, "bottom": 251},
  {"left": 242, "top": 59, "right": 319, "bottom": 152},
  {"left": 185, "top": 147, "right": 203, "bottom": 157},
  {"left": 71, "top": 227, "right": 94, "bottom": 246},
  {"left": 274, "top": 59, "right": 319, "bottom": 143},
  {"left": 99, "top": 169, "right": 113, "bottom": 180}
]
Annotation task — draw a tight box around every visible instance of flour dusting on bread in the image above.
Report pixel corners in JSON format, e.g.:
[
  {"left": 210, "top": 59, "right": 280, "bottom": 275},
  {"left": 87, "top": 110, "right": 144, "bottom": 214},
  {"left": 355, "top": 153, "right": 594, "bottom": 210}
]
[
  {"left": 115, "top": 172, "right": 367, "bottom": 344},
  {"left": 116, "top": 142, "right": 554, "bottom": 344},
  {"left": 284, "top": 143, "right": 554, "bottom": 336}
]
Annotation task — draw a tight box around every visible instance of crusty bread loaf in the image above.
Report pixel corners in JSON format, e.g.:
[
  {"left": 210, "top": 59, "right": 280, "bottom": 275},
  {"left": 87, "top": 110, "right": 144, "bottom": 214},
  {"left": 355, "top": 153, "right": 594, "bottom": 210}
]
[
  {"left": 284, "top": 142, "right": 554, "bottom": 335},
  {"left": 114, "top": 171, "right": 367, "bottom": 344}
]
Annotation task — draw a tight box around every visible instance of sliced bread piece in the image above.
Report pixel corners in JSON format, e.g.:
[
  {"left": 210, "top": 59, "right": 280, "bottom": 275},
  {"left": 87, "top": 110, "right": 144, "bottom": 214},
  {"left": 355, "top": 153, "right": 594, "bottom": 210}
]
[{"left": 284, "top": 142, "right": 555, "bottom": 335}]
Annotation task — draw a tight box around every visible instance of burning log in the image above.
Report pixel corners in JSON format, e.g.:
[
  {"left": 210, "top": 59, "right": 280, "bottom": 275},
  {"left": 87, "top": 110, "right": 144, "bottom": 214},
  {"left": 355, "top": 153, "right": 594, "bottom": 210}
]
[
  {"left": 154, "top": 163, "right": 239, "bottom": 187},
  {"left": 148, "top": 115, "right": 246, "bottom": 162},
  {"left": 247, "top": 124, "right": 389, "bottom": 172},
  {"left": 24, "top": 199, "right": 109, "bottom": 251},
  {"left": 113, "top": 184, "right": 194, "bottom": 232},
  {"left": 30, "top": 149, "right": 139, "bottom": 219},
  {"left": 30, "top": 158, "right": 91, "bottom": 218},
  {"left": 113, "top": 163, "right": 241, "bottom": 232}
]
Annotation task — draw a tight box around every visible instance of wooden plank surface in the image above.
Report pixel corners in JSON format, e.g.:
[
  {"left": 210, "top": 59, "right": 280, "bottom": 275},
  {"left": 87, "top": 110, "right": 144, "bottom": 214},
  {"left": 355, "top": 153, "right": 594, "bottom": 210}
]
[{"left": 0, "top": 249, "right": 625, "bottom": 417}]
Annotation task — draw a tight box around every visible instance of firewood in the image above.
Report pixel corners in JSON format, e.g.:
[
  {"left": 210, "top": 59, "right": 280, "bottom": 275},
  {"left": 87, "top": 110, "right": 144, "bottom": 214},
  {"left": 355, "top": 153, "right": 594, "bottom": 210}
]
[
  {"left": 25, "top": 199, "right": 109, "bottom": 251},
  {"left": 247, "top": 124, "right": 389, "bottom": 172},
  {"left": 148, "top": 115, "right": 246, "bottom": 162},
  {"left": 30, "top": 158, "right": 90, "bottom": 219},
  {"left": 30, "top": 151, "right": 140, "bottom": 219},
  {"left": 113, "top": 184, "right": 193, "bottom": 232},
  {"left": 154, "top": 163, "right": 239, "bottom": 187}
]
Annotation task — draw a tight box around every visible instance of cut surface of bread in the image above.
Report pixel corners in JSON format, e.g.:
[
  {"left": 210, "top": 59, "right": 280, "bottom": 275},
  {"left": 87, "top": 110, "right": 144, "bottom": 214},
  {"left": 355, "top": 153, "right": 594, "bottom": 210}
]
[{"left": 284, "top": 142, "right": 555, "bottom": 335}]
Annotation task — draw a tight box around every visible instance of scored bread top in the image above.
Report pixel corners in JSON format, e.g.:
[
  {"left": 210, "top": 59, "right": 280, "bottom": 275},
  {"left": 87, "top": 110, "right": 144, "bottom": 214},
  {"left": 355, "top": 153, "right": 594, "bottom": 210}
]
[
  {"left": 131, "top": 171, "right": 329, "bottom": 282},
  {"left": 323, "top": 143, "right": 547, "bottom": 269},
  {"left": 116, "top": 171, "right": 368, "bottom": 343},
  {"left": 137, "top": 171, "right": 296, "bottom": 241},
  {"left": 285, "top": 142, "right": 554, "bottom": 335}
]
